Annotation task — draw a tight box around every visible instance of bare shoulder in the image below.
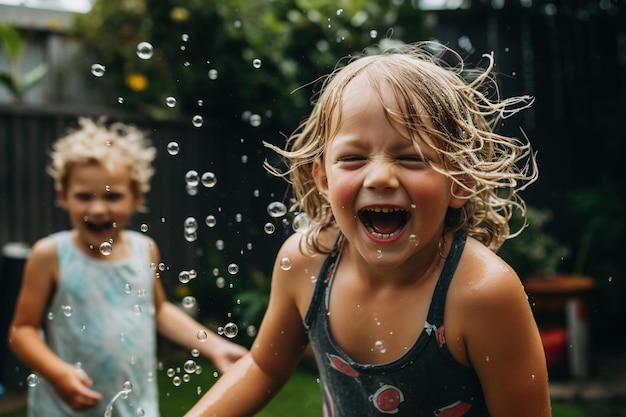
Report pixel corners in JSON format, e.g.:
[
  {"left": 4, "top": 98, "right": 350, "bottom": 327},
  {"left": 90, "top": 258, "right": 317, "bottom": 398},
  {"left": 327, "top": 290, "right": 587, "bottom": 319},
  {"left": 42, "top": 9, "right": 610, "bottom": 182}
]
[{"left": 272, "top": 227, "right": 340, "bottom": 315}]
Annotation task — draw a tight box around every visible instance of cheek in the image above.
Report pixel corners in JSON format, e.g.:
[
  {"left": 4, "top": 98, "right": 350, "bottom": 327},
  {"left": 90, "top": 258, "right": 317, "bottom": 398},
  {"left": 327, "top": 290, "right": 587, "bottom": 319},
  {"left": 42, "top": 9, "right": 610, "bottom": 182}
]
[{"left": 327, "top": 174, "right": 357, "bottom": 212}]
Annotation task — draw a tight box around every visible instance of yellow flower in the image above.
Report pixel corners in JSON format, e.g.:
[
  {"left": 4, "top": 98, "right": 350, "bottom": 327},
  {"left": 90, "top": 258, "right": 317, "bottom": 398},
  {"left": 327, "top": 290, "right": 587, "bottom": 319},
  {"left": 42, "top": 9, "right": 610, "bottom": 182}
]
[
  {"left": 170, "top": 7, "right": 189, "bottom": 22},
  {"left": 125, "top": 72, "right": 148, "bottom": 92}
]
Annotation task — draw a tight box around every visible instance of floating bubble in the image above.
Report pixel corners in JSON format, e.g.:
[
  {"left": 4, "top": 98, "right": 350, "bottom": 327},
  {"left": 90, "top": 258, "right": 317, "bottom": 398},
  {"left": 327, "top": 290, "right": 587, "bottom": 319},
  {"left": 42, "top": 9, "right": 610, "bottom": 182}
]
[
  {"left": 189, "top": 269, "right": 197, "bottom": 279},
  {"left": 184, "top": 217, "right": 198, "bottom": 233},
  {"left": 47, "top": 312, "right": 54, "bottom": 320},
  {"left": 197, "top": 330, "right": 208, "bottom": 342},
  {"left": 118, "top": 97, "right": 124, "bottom": 104},
  {"left": 140, "top": 223, "right": 148, "bottom": 233},
  {"left": 249, "top": 114, "right": 262, "bottom": 127},
  {"left": 246, "top": 325, "right": 257, "bottom": 337},
  {"left": 179, "top": 270, "right": 191, "bottom": 284},
  {"left": 279, "top": 257, "right": 292, "bottom": 271},
  {"left": 370, "top": 30, "right": 378, "bottom": 39},
  {"left": 292, "top": 212, "right": 312, "bottom": 233},
  {"left": 205, "top": 215, "right": 217, "bottom": 227},
  {"left": 166, "top": 368, "right": 176, "bottom": 377},
  {"left": 201, "top": 172, "right": 217, "bottom": 188},
  {"left": 136, "top": 42, "right": 154, "bottom": 59},
  {"left": 99, "top": 241, "right": 113, "bottom": 256},
  {"left": 184, "top": 360, "right": 197, "bottom": 374},
  {"left": 172, "top": 376, "right": 182, "bottom": 386},
  {"left": 215, "top": 240, "right": 224, "bottom": 251},
  {"left": 182, "top": 296, "right": 196, "bottom": 308},
  {"left": 264, "top": 222, "right": 275, "bottom": 234},
  {"left": 91, "top": 63, "right": 106, "bottom": 77},
  {"left": 223, "top": 322, "right": 238, "bottom": 338},
  {"left": 26, "top": 373, "right": 40, "bottom": 387},
  {"left": 267, "top": 201, "right": 287, "bottom": 218},
  {"left": 192, "top": 115, "right": 204, "bottom": 127},
  {"left": 167, "top": 141, "right": 180, "bottom": 155},
  {"left": 227, "top": 263, "right": 239, "bottom": 275},
  {"left": 185, "top": 170, "right": 199, "bottom": 186},
  {"left": 186, "top": 184, "right": 198, "bottom": 196},
  {"left": 208, "top": 69, "right": 218, "bottom": 80},
  {"left": 183, "top": 374, "right": 190, "bottom": 382},
  {"left": 216, "top": 277, "right": 225, "bottom": 288},
  {"left": 61, "top": 305, "right": 73, "bottom": 317},
  {"left": 252, "top": 58, "right": 262, "bottom": 69},
  {"left": 191, "top": 348, "right": 200, "bottom": 357},
  {"left": 165, "top": 96, "right": 177, "bottom": 108}
]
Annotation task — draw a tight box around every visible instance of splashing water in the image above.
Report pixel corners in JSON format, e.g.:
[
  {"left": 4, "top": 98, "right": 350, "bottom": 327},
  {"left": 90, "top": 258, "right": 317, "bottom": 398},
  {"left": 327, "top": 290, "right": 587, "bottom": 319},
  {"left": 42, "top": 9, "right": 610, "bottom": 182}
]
[{"left": 103, "top": 382, "right": 132, "bottom": 417}]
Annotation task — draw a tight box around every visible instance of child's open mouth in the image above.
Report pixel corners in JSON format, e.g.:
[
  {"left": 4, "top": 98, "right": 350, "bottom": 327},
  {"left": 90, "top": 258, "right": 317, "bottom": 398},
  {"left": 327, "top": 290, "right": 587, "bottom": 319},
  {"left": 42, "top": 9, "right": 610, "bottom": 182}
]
[
  {"left": 358, "top": 207, "right": 408, "bottom": 239},
  {"left": 85, "top": 221, "right": 114, "bottom": 234}
]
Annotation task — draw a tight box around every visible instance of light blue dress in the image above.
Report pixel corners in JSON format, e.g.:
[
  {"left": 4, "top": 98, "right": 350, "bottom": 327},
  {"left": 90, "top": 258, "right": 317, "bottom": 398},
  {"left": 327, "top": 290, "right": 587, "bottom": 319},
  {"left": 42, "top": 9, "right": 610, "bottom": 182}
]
[{"left": 28, "top": 230, "right": 159, "bottom": 417}]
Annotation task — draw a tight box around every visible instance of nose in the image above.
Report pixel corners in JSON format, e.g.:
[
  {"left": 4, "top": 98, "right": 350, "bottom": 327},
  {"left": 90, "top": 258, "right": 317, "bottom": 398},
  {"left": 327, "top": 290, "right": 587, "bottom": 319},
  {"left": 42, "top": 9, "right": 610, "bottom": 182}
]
[
  {"left": 363, "top": 160, "right": 399, "bottom": 190},
  {"left": 86, "top": 197, "right": 108, "bottom": 217}
]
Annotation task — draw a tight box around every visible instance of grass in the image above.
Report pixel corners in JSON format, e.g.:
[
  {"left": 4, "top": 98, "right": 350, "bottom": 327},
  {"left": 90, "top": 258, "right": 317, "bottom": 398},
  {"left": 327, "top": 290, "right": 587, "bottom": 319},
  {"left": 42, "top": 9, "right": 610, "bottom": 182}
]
[{"left": 0, "top": 356, "right": 618, "bottom": 417}]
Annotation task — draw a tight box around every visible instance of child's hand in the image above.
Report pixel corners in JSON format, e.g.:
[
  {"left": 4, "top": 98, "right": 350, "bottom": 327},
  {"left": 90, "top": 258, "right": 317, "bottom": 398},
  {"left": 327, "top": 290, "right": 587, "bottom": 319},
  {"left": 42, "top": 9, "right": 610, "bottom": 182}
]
[
  {"left": 52, "top": 364, "right": 103, "bottom": 411},
  {"left": 210, "top": 340, "right": 249, "bottom": 374}
]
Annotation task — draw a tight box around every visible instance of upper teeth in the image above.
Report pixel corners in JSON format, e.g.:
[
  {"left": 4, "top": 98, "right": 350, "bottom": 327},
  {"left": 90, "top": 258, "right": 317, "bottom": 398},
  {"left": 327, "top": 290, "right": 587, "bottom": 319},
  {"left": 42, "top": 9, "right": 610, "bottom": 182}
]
[{"left": 364, "top": 207, "right": 403, "bottom": 213}]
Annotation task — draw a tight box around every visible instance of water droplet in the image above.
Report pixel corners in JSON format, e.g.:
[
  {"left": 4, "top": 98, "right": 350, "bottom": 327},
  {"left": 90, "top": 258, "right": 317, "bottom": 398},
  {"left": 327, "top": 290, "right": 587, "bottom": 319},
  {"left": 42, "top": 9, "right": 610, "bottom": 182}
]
[
  {"left": 135, "top": 408, "right": 145, "bottom": 417},
  {"left": 136, "top": 42, "right": 154, "bottom": 59},
  {"left": 201, "top": 172, "right": 217, "bottom": 188},
  {"left": 182, "top": 296, "right": 196, "bottom": 308},
  {"left": 99, "top": 241, "right": 112, "bottom": 256},
  {"left": 223, "top": 322, "right": 238, "bottom": 338},
  {"left": 227, "top": 263, "right": 239, "bottom": 275},
  {"left": 165, "top": 96, "right": 177, "bottom": 108},
  {"left": 205, "top": 215, "right": 217, "bottom": 228},
  {"left": 124, "top": 283, "right": 132, "bottom": 294},
  {"left": 173, "top": 376, "right": 182, "bottom": 386},
  {"left": 166, "top": 368, "right": 175, "bottom": 377},
  {"left": 133, "top": 304, "right": 142, "bottom": 315},
  {"left": 235, "top": 213, "right": 242, "bottom": 222},
  {"left": 374, "top": 340, "right": 387, "bottom": 354},
  {"left": 47, "top": 311, "right": 54, "bottom": 320},
  {"left": 264, "top": 222, "right": 275, "bottom": 234},
  {"left": 192, "top": 115, "right": 204, "bottom": 127},
  {"left": 191, "top": 348, "right": 200, "bottom": 357},
  {"left": 61, "top": 305, "right": 73, "bottom": 317},
  {"left": 249, "top": 114, "right": 262, "bottom": 127},
  {"left": 184, "top": 360, "right": 197, "bottom": 374},
  {"left": 267, "top": 201, "right": 287, "bottom": 218},
  {"left": 184, "top": 217, "right": 198, "bottom": 233},
  {"left": 280, "top": 257, "right": 292, "bottom": 271},
  {"left": 208, "top": 69, "right": 218, "bottom": 80},
  {"left": 376, "top": 249, "right": 383, "bottom": 259},
  {"left": 26, "top": 373, "right": 40, "bottom": 387},
  {"left": 252, "top": 58, "right": 262, "bottom": 68},
  {"left": 246, "top": 325, "right": 257, "bottom": 337},
  {"left": 215, "top": 240, "right": 225, "bottom": 251},
  {"left": 118, "top": 97, "right": 124, "bottom": 104},
  {"left": 370, "top": 30, "right": 378, "bottom": 39},
  {"left": 197, "top": 330, "right": 208, "bottom": 342},
  {"left": 185, "top": 170, "right": 199, "bottom": 186},
  {"left": 91, "top": 63, "right": 106, "bottom": 77},
  {"left": 182, "top": 34, "right": 189, "bottom": 42},
  {"left": 167, "top": 141, "right": 180, "bottom": 155},
  {"left": 140, "top": 223, "right": 149, "bottom": 233},
  {"left": 179, "top": 270, "right": 191, "bottom": 284}
]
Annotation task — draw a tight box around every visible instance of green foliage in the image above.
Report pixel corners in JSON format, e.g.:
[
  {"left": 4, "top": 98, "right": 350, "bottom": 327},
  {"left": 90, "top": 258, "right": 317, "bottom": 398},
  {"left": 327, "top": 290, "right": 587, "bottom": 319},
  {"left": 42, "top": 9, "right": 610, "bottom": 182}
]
[
  {"left": 70, "top": 0, "right": 427, "bottom": 129},
  {"left": 0, "top": 24, "right": 48, "bottom": 102}
]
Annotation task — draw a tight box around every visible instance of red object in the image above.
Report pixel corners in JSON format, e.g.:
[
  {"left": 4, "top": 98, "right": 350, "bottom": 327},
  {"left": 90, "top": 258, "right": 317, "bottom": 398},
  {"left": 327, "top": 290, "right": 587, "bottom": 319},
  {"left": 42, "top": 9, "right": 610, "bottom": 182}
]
[{"left": 540, "top": 327, "right": 567, "bottom": 366}]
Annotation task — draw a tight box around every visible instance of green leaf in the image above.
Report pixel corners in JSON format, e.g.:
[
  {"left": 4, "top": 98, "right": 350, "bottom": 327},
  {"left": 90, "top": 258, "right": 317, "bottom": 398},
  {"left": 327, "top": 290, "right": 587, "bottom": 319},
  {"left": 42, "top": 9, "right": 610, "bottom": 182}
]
[
  {"left": 20, "top": 63, "right": 48, "bottom": 94},
  {"left": 0, "top": 71, "right": 19, "bottom": 97},
  {"left": 0, "top": 24, "right": 24, "bottom": 61}
]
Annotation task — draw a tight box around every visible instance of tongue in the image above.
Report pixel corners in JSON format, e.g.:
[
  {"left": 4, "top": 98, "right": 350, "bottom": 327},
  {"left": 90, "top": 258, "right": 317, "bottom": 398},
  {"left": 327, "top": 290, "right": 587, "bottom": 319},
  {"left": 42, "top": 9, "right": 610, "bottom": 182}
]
[{"left": 370, "top": 213, "right": 403, "bottom": 234}]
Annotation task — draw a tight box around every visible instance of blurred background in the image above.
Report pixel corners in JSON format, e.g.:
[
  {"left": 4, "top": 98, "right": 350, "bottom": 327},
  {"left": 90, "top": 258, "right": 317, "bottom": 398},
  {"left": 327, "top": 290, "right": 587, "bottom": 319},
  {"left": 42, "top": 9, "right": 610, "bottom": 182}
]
[{"left": 0, "top": 0, "right": 624, "bottom": 415}]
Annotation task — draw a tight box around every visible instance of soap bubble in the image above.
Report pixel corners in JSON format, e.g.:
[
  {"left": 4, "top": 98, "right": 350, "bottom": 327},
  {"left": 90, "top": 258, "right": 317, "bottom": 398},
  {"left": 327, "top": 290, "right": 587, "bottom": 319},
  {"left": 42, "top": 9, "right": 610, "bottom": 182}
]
[
  {"left": 91, "top": 63, "right": 106, "bottom": 77},
  {"left": 99, "top": 241, "right": 112, "bottom": 256},
  {"left": 201, "top": 172, "right": 217, "bottom": 188},
  {"left": 165, "top": 96, "right": 177, "bottom": 108},
  {"left": 252, "top": 58, "right": 262, "bottom": 68},
  {"left": 267, "top": 201, "right": 287, "bottom": 218},
  {"left": 223, "top": 322, "right": 238, "bottom": 338},
  {"left": 26, "top": 373, "right": 40, "bottom": 387},
  {"left": 167, "top": 141, "right": 180, "bottom": 155}
]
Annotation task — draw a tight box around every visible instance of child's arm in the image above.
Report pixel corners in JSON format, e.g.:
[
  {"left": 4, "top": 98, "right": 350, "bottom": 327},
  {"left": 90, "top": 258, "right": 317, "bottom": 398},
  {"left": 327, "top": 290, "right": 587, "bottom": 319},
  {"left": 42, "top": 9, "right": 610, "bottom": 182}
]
[
  {"left": 183, "top": 233, "right": 311, "bottom": 417},
  {"left": 460, "top": 246, "right": 551, "bottom": 417},
  {"left": 8, "top": 237, "right": 103, "bottom": 411},
  {"left": 147, "top": 238, "right": 248, "bottom": 373}
]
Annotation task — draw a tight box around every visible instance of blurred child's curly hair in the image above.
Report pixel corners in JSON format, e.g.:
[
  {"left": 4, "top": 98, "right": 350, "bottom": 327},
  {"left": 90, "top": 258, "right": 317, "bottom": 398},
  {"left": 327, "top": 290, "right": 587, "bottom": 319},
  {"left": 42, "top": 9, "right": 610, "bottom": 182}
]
[
  {"left": 48, "top": 117, "right": 156, "bottom": 196},
  {"left": 265, "top": 41, "right": 537, "bottom": 254}
]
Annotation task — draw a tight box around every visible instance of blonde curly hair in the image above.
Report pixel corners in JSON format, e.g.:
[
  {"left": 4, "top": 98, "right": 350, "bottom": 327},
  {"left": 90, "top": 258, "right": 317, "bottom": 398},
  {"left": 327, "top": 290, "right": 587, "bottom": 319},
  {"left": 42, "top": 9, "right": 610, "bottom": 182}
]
[
  {"left": 265, "top": 42, "right": 537, "bottom": 254},
  {"left": 48, "top": 117, "right": 156, "bottom": 196}
]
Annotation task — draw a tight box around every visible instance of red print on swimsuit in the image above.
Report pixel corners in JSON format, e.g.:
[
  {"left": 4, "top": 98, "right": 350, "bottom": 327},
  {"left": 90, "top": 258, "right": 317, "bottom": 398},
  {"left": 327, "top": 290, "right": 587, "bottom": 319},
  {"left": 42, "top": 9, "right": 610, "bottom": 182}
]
[
  {"left": 369, "top": 384, "right": 405, "bottom": 414},
  {"left": 434, "top": 400, "right": 472, "bottom": 417},
  {"left": 327, "top": 353, "right": 359, "bottom": 377}
]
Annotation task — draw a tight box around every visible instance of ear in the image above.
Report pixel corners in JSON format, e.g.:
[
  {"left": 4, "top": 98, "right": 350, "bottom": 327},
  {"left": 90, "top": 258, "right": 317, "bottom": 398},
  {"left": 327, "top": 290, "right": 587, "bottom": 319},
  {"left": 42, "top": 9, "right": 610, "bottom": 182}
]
[
  {"left": 312, "top": 158, "right": 329, "bottom": 200},
  {"left": 56, "top": 186, "right": 69, "bottom": 209}
]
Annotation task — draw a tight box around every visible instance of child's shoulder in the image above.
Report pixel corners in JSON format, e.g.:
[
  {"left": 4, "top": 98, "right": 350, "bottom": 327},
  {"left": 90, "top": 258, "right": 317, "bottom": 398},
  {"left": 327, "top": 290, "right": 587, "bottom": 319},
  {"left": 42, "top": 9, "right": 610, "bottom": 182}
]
[{"left": 454, "top": 236, "right": 526, "bottom": 304}]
